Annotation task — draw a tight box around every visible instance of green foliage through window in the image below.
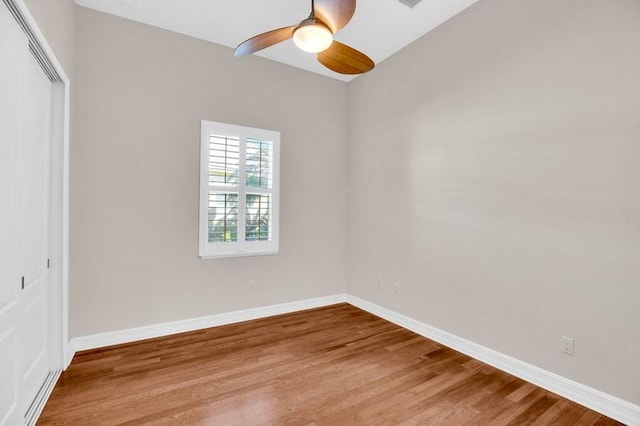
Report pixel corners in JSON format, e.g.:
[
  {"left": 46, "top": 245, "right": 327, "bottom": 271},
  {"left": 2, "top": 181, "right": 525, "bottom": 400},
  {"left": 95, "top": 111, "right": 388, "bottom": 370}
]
[
  {"left": 245, "top": 194, "right": 270, "bottom": 241},
  {"left": 209, "top": 135, "right": 239, "bottom": 185},
  {"left": 208, "top": 192, "right": 238, "bottom": 242},
  {"left": 246, "top": 139, "right": 272, "bottom": 188}
]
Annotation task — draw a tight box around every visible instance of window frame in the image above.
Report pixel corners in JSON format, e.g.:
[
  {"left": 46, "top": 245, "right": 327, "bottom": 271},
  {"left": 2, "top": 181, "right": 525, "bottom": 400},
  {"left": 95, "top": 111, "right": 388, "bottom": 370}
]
[{"left": 199, "top": 120, "right": 280, "bottom": 259}]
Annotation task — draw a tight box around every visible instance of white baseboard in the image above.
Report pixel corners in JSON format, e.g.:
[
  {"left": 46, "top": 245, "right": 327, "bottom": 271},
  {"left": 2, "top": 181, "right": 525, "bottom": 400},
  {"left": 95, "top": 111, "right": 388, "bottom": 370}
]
[
  {"left": 64, "top": 292, "right": 639, "bottom": 425},
  {"left": 69, "top": 294, "right": 347, "bottom": 354},
  {"left": 346, "top": 295, "right": 640, "bottom": 426},
  {"left": 64, "top": 343, "right": 75, "bottom": 369}
]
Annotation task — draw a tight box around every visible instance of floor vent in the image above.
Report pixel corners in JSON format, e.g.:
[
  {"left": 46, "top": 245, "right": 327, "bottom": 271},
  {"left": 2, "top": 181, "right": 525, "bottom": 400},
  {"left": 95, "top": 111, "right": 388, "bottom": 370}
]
[{"left": 399, "top": 0, "right": 423, "bottom": 8}]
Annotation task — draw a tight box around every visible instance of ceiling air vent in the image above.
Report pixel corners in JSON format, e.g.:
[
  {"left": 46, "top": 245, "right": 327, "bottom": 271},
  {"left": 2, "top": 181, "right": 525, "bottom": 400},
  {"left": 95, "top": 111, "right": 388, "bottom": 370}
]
[{"left": 399, "top": 0, "right": 423, "bottom": 8}]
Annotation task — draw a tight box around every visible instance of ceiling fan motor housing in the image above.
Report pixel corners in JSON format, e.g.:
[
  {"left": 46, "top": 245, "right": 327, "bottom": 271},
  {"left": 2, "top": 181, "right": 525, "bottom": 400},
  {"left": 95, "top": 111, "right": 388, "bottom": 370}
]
[{"left": 293, "top": 18, "right": 334, "bottom": 53}]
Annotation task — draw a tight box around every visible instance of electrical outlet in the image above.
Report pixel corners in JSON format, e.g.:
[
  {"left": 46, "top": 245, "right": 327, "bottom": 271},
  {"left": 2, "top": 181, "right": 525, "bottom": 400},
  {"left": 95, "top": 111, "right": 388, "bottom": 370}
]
[
  {"left": 392, "top": 282, "right": 400, "bottom": 295},
  {"left": 376, "top": 279, "right": 383, "bottom": 290},
  {"left": 561, "top": 336, "right": 574, "bottom": 355},
  {"left": 249, "top": 279, "right": 257, "bottom": 290}
]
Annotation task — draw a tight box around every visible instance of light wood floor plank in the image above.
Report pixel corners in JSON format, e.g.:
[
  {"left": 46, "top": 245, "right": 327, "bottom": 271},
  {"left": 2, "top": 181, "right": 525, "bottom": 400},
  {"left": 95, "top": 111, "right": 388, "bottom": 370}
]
[{"left": 39, "top": 304, "right": 622, "bottom": 425}]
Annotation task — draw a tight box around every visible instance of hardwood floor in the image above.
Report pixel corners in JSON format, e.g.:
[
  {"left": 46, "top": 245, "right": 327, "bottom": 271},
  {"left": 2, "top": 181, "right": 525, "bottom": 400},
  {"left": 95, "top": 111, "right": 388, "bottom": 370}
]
[{"left": 39, "top": 304, "right": 622, "bottom": 425}]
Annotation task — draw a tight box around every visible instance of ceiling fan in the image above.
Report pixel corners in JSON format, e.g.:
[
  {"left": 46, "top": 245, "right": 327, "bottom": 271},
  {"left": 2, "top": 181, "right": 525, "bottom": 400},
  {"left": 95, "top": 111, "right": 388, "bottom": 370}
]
[{"left": 234, "top": 0, "right": 375, "bottom": 75}]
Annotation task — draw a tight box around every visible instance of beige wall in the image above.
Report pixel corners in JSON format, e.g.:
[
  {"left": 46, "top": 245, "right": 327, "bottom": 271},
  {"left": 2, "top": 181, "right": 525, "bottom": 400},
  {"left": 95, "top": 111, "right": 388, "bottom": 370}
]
[
  {"left": 71, "top": 7, "right": 349, "bottom": 337},
  {"left": 24, "top": 0, "right": 75, "bottom": 79},
  {"left": 24, "top": 0, "right": 640, "bottom": 407},
  {"left": 347, "top": 0, "right": 640, "bottom": 404}
]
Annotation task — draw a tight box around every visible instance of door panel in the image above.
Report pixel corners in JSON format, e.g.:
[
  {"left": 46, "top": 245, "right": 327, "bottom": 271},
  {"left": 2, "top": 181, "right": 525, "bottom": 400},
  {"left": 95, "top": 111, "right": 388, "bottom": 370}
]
[
  {"left": 22, "top": 294, "right": 48, "bottom": 394},
  {"left": 18, "top": 49, "right": 53, "bottom": 416},
  {"left": 0, "top": 329, "right": 18, "bottom": 425},
  {"left": 0, "top": 0, "right": 24, "bottom": 314},
  {"left": 19, "top": 52, "right": 51, "bottom": 290},
  {"left": 0, "top": 3, "right": 28, "bottom": 424}
]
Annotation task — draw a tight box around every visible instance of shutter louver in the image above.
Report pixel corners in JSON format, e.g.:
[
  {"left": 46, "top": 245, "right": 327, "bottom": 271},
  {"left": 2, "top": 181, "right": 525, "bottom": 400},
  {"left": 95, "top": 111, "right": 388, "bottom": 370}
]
[
  {"left": 208, "top": 192, "right": 238, "bottom": 242},
  {"left": 209, "top": 134, "right": 239, "bottom": 185},
  {"left": 207, "top": 133, "right": 240, "bottom": 242},
  {"left": 245, "top": 194, "right": 271, "bottom": 241},
  {"left": 246, "top": 139, "right": 272, "bottom": 188}
]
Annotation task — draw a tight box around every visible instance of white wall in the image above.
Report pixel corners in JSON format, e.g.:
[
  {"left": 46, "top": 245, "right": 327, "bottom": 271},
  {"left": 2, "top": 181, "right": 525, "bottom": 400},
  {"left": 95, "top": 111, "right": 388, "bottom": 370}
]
[
  {"left": 347, "top": 0, "right": 640, "bottom": 405},
  {"left": 71, "top": 7, "right": 349, "bottom": 338}
]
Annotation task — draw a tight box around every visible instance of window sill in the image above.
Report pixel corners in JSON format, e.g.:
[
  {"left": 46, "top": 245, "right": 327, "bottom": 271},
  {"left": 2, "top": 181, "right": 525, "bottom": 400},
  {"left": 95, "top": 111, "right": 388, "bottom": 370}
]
[{"left": 199, "top": 250, "right": 279, "bottom": 260}]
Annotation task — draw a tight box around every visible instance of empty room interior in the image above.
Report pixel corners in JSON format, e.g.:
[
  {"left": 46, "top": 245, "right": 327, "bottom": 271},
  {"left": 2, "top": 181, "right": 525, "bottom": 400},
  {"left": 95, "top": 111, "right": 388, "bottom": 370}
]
[{"left": 1, "top": 0, "right": 639, "bottom": 424}]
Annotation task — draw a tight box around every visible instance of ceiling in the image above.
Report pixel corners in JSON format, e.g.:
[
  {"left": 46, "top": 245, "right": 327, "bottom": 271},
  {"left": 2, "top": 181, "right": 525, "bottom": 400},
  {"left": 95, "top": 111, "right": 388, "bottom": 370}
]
[{"left": 74, "top": 0, "right": 480, "bottom": 82}]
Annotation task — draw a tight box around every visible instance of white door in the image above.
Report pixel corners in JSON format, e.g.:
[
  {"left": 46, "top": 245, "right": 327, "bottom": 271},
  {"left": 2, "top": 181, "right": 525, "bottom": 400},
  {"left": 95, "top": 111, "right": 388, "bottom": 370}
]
[
  {"left": 0, "top": 3, "right": 27, "bottom": 424},
  {"left": 0, "top": 3, "right": 54, "bottom": 424},
  {"left": 18, "top": 49, "right": 53, "bottom": 418}
]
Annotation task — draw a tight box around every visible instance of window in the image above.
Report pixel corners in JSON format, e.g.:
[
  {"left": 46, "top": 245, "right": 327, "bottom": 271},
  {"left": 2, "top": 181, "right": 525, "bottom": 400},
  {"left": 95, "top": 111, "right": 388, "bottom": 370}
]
[{"left": 199, "top": 120, "right": 280, "bottom": 258}]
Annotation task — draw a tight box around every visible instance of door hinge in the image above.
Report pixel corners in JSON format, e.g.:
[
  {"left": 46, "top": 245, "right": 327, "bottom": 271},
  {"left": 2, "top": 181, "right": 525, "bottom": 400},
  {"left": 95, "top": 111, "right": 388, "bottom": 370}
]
[
  {"left": 47, "top": 258, "right": 50, "bottom": 269},
  {"left": 21, "top": 276, "right": 25, "bottom": 290}
]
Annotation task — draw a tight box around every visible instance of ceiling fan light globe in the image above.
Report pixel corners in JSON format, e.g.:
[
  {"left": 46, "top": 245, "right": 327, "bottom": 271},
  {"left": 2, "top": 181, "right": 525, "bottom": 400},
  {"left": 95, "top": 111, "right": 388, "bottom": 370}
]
[{"left": 293, "top": 24, "right": 333, "bottom": 53}]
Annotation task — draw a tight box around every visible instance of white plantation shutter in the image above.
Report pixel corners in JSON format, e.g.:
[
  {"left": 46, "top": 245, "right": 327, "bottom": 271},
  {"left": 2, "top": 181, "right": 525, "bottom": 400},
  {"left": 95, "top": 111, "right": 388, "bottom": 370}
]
[
  {"left": 208, "top": 192, "right": 238, "bottom": 242},
  {"left": 208, "top": 135, "right": 239, "bottom": 185},
  {"left": 245, "top": 138, "right": 273, "bottom": 242},
  {"left": 245, "top": 194, "right": 271, "bottom": 241},
  {"left": 245, "top": 139, "right": 272, "bottom": 188},
  {"left": 199, "top": 121, "right": 280, "bottom": 258},
  {"left": 207, "top": 134, "right": 240, "bottom": 243}
]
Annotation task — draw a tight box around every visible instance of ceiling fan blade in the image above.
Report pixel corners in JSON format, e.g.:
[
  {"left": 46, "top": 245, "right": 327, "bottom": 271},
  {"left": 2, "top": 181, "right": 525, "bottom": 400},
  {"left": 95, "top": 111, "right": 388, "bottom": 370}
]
[
  {"left": 313, "top": 0, "right": 356, "bottom": 34},
  {"left": 317, "top": 41, "right": 374, "bottom": 75},
  {"left": 234, "top": 26, "right": 297, "bottom": 57}
]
